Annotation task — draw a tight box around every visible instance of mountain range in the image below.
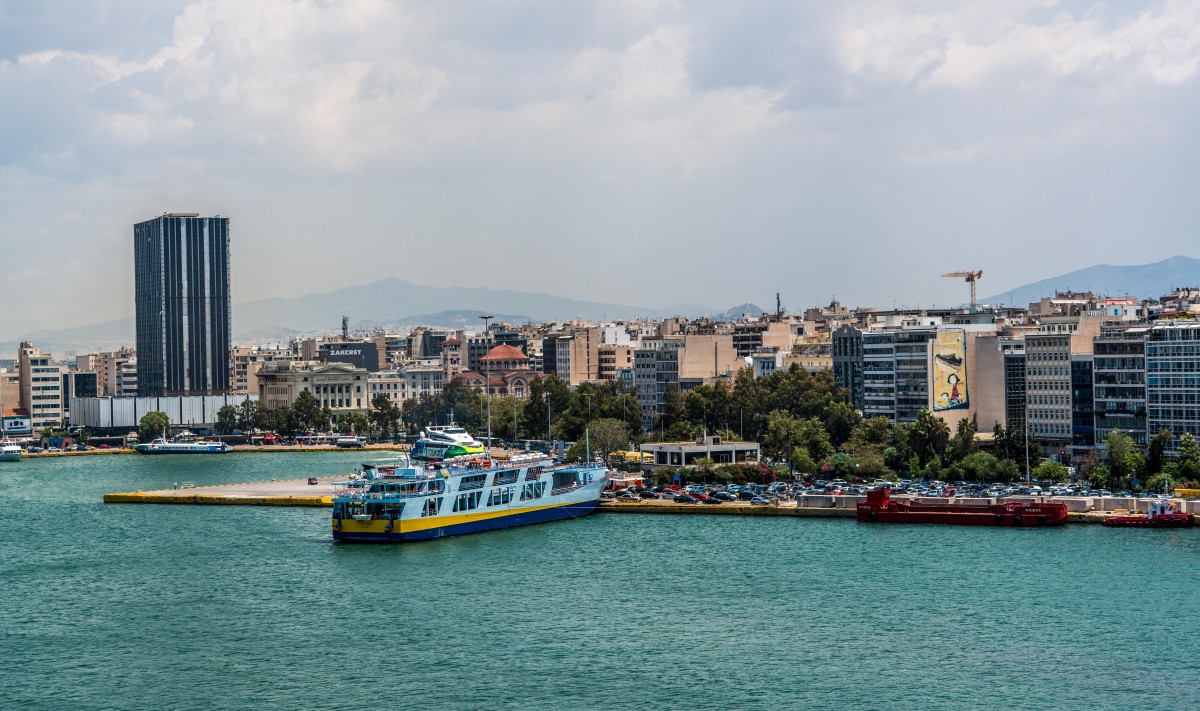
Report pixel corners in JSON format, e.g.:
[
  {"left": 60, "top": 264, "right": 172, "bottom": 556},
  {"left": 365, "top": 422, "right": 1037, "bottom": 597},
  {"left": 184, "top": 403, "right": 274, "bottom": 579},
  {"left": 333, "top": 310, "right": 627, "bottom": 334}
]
[
  {"left": 3, "top": 256, "right": 1197, "bottom": 358},
  {"left": 980, "top": 255, "right": 1199, "bottom": 306}
]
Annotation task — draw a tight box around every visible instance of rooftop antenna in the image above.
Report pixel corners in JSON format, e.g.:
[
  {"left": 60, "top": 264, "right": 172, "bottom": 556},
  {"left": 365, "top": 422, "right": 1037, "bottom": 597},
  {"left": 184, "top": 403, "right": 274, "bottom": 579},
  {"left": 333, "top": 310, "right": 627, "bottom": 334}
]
[
  {"left": 341, "top": 316, "right": 349, "bottom": 340},
  {"left": 776, "top": 293, "right": 783, "bottom": 321}
]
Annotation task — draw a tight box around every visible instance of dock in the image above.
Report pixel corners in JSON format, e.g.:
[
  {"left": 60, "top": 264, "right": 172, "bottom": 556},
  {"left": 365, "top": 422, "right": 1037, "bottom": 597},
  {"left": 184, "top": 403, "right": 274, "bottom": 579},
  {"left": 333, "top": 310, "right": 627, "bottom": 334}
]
[{"left": 101, "top": 478, "right": 1116, "bottom": 523}]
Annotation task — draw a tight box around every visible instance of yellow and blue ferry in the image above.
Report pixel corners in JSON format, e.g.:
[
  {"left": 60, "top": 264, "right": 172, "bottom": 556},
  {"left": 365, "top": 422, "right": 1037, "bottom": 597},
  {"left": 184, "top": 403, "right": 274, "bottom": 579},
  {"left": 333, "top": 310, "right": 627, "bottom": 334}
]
[{"left": 332, "top": 453, "right": 608, "bottom": 542}]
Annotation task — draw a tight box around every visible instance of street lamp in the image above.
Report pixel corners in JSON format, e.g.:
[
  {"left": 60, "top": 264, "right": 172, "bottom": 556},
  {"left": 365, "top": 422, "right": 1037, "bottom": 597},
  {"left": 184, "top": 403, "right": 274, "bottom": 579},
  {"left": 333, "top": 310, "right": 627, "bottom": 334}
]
[{"left": 480, "top": 315, "right": 493, "bottom": 451}]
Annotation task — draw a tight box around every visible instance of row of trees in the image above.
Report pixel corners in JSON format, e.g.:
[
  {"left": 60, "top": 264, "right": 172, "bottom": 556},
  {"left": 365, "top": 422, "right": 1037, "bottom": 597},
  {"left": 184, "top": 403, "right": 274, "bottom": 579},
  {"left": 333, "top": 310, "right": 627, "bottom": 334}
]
[{"left": 211, "top": 392, "right": 402, "bottom": 438}]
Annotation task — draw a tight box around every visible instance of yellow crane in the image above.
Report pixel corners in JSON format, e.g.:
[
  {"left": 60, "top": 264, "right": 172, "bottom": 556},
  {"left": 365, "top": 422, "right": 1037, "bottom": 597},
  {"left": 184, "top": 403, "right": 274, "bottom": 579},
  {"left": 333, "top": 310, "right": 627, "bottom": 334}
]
[{"left": 941, "top": 270, "right": 983, "bottom": 308}]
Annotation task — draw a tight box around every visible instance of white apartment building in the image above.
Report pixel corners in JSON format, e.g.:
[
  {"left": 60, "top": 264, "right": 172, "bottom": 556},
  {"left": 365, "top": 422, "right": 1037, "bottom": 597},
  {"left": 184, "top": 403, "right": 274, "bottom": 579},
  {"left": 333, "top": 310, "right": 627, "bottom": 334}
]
[
  {"left": 369, "top": 370, "right": 406, "bottom": 407},
  {"left": 18, "top": 342, "right": 66, "bottom": 429}
]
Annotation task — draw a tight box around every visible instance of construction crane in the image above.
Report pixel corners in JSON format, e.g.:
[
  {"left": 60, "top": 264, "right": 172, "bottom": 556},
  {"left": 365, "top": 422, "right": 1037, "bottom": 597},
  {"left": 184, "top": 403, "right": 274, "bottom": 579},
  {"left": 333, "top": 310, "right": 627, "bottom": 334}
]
[{"left": 941, "top": 270, "right": 983, "bottom": 309}]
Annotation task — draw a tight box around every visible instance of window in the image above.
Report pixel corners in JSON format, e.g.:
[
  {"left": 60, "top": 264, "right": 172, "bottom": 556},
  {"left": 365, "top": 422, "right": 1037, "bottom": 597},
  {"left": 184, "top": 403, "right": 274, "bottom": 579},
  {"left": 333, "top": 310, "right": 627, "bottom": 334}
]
[
  {"left": 521, "top": 482, "right": 547, "bottom": 501},
  {"left": 422, "top": 497, "right": 443, "bottom": 517},
  {"left": 488, "top": 487, "right": 515, "bottom": 506},
  {"left": 453, "top": 491, "right": 481, "bottom": 512}
]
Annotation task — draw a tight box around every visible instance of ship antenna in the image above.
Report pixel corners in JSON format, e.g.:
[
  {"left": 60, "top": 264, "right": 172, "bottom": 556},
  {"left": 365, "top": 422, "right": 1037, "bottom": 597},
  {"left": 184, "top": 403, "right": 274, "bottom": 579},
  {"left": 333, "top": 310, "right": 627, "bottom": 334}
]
[{"left": 585, "top": 428, "right": 591, "bottom": 464}]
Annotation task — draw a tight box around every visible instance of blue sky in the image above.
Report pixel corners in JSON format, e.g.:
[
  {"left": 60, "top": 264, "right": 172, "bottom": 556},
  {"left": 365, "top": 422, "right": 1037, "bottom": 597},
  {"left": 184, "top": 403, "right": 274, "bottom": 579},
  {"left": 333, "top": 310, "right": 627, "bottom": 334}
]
[{"left": 1, "top": 0, "right": 1199, "bottom": 337}]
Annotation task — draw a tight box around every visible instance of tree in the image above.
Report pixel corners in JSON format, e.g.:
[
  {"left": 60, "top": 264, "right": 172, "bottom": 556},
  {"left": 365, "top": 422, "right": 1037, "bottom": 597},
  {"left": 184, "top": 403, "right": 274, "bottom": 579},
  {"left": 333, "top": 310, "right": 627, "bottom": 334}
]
[
  {"left": 584, "top": 418, "right": 630, "bottom": 462},
  {"left": 1179, "top": 433, "right": 1200, "bottom": 481},
  {"left": 370, "top": 393, "right": 402, "bottom": 439},
  {"left": 292, "top": 391, "right": 324, "bottom": 433},
  {"left": 910, "top": 410, "right": 950, "bottom": 468},
  {"left": 822, "top": 401, "right": 861, "bottom": 449},
  {"left": 237, "top": 400, "right": 269, "bottom": 433},
  {"left": 958, "top": 451, "right": 1005, "bottom": 482},
  {"left": 139, "top": 411, "right": 170, "bottom": 442},
  {"left": 820, "top": 452, "right": 857, "bottom": 478},
  {"left": 1103, "top": 430, "right": 1136, "bottom": 486},
  {"left": 271, "top": 405, "right": 298, "bottom": 437},
  {"left": 1032, "top": 459, "right": 1069, "bottom": 483},
  {"left": 945, "top": 418, "right": 977, "bottom": 465},
  {"left": 215, "top": 405, "right": 238, "bottom": 435},
  {"left": 1147, "top": 428, "right": 1173, "bottom": 475},
  {"left": 1089, "top": 463, "right": 1112, "bottom": 488}
]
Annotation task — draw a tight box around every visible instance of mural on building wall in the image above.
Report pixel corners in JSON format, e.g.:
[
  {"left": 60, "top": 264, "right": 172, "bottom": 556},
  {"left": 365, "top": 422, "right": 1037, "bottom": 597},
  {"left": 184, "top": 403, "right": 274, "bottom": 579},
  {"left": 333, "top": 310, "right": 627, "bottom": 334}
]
[{"left": 933, "top": 329, "right": 968, "bottom": 411}]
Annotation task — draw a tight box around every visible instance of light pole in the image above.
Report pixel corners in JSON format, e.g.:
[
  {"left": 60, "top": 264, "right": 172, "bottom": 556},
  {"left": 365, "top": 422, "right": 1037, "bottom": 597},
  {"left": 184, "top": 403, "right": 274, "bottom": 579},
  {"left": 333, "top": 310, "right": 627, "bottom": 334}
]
[{"left": 480, "top": 315, "right": 493, "bottom": 451}]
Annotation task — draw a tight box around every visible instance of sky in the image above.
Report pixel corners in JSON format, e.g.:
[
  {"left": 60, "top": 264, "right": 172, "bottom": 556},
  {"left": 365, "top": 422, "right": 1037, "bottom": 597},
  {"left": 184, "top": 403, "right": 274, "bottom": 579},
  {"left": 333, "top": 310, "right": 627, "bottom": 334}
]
[{"left": 2, "top": 0, "right": 1200, "bottom": 339}]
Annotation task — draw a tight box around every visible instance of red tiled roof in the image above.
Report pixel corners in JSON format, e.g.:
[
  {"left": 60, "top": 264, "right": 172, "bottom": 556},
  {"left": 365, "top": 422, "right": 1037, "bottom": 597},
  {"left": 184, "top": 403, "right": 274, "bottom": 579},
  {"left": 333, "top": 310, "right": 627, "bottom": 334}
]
[{"left": 482, "top": 344, "right": 528, "bottom": 361}]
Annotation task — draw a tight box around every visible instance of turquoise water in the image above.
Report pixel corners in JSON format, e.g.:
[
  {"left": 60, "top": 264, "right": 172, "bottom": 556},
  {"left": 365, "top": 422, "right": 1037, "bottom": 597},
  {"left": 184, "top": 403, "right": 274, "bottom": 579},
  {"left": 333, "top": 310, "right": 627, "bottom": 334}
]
[{"left": 2, "top": 452, "right": 1199, "bottom": 710}]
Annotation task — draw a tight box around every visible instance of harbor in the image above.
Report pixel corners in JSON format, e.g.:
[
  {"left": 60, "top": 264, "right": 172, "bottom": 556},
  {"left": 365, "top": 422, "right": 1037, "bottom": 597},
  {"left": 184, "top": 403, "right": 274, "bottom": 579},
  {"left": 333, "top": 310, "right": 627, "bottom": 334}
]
[
  {"left": 8, "top": 447, "right": 1200, "bottom": 710},
  {"left": 102, "top": 473, "right": 1192, "bottom": 525}
]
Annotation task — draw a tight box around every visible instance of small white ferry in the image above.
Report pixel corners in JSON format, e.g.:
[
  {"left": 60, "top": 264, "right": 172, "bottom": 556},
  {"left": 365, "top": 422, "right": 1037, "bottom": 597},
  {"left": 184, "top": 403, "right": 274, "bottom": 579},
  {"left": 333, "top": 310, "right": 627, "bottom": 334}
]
[
  {"left": 132, "top": 438, "right": 233, "bottom": 455},
  {"left": 0, "top": 440, "right": 22, "bottom": 462},
  {"left": 332, "top": 452, "right": 608, "bottom": 542}
]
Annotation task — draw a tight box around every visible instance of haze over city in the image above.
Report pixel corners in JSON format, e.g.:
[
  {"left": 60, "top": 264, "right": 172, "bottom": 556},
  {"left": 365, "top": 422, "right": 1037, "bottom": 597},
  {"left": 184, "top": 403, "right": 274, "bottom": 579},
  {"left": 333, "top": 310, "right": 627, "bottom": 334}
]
[{"left": 3, "top": 0, "right": 1200, "bottom": 339}]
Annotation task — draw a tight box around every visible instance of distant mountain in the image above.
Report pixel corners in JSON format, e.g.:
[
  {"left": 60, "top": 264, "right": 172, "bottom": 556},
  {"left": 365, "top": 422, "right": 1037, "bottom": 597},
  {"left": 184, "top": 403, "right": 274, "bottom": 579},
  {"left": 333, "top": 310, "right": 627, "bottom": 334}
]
[
  {"left": 0, "top": 278, "right": 714, "bottom": 356},
  {"left": 717, "top": 303, "right": 766, "bottom": 320},
  {"left": 982, "top": 255, "right": 1200, "bottom": 306},
  {"left": 352, "top": 310, "right": 534, "bottom": 331}
]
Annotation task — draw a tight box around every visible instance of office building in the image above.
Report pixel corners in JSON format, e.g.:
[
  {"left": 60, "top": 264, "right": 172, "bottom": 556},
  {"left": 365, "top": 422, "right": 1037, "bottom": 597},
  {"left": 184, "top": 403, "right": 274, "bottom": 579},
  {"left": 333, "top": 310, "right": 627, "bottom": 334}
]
[{"left": 134, "top": 213, "right": 231, "bottom": 396}]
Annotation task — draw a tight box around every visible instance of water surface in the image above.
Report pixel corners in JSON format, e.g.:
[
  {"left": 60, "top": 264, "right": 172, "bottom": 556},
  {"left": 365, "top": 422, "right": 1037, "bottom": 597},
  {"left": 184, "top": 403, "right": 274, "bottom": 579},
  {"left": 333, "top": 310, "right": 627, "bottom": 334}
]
[{"left": 1, "top": 452, "right": 1197, "bottom": 710}]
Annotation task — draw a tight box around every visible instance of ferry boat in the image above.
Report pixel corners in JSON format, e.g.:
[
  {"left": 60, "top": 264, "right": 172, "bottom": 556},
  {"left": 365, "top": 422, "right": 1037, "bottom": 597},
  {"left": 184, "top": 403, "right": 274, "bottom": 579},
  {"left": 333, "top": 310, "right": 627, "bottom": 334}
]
[
  {"left": 332, "top": 453, "right": 608, "bottom": 542},
  {"left": 1103, "top": 498, "right": 1194, "bottom": 528},
  {"left": 132, "top": 438, "right": 233, "bottom": 454},
  {"left": 857, "top": 488, "right": 1069, "bottom": 526},
  {"left": 0, "top": 440, "right": 22, "bottom": 462},
  {"left": 410, "top": 425, "right": 486, "bottom": 462}
]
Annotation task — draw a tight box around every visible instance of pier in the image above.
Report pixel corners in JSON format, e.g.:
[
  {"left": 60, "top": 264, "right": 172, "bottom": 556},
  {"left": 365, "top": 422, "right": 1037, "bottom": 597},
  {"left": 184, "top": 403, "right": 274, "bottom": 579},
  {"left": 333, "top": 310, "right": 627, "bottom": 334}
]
[{"left": 102, "top": 478, "right": 1125, "bottom": 522}]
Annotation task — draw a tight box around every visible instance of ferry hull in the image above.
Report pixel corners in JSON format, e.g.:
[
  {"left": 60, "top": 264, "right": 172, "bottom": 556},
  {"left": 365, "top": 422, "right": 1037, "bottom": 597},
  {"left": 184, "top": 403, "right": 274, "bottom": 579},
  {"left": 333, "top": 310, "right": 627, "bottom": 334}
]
[{"left": 333, "top": 498, "right": 601, "bottom": 542}]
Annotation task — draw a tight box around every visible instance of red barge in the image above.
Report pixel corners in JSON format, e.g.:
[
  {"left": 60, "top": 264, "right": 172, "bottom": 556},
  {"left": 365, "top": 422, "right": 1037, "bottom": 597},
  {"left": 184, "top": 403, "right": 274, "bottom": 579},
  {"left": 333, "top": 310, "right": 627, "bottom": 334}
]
[
  {"left": 857, "top": 489, "right": 1069, "bottom": 526},
  {"left": 1103, "top": 499, "right": 1194, "bottom": 528}
]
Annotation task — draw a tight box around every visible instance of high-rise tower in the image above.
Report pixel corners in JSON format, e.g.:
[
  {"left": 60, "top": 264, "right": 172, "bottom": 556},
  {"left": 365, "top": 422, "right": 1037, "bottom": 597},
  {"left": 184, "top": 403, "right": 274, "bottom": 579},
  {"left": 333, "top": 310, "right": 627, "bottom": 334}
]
[{"left": 134, "top": 213, "right": 231, "bottom": 396}]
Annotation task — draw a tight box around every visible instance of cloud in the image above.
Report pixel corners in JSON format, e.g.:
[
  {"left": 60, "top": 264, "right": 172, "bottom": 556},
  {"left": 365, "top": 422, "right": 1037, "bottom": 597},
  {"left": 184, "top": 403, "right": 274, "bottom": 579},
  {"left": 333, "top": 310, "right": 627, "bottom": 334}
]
[{"left": 1, "top": 0, "right": 1200, "bottom": 342}]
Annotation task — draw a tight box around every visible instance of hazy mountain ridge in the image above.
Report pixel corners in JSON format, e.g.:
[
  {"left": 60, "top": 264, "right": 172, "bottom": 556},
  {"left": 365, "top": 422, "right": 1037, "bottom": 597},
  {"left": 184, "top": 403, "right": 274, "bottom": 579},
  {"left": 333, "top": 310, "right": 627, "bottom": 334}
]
[
  {"left": 9, "top": 257, "right": 1197, "bottom": 358},
  {"left": 982, "top": 255, "right": 1200, "bottom": 306},
  {"left": 0, "top": 279, "right": 714, "bottom": 356}
]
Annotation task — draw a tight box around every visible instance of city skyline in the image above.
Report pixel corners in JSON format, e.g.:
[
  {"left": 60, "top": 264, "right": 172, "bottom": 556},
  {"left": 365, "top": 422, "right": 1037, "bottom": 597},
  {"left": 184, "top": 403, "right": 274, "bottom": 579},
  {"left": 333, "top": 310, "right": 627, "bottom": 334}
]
[{"left": 2, "top": 1, "right": 1200, "bottom": 338}]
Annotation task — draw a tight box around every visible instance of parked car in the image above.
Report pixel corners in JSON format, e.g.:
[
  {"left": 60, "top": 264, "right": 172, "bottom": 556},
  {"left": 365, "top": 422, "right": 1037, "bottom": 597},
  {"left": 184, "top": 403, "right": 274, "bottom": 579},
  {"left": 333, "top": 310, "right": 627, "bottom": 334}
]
[
  {"left": 639, "top": 491, "right": 661, "bottom": 500},
  {"left": 673, "top": 494, "right": 699, "bottom": 504},
  {"left": 750, "top": 496, "right": 771, "bottom": 506},
  {"left": 699, "top": 496, "right": 722, "bottom": 505},
  {"left": 712, "top": 491, "right": 736, "bottom": 501}
]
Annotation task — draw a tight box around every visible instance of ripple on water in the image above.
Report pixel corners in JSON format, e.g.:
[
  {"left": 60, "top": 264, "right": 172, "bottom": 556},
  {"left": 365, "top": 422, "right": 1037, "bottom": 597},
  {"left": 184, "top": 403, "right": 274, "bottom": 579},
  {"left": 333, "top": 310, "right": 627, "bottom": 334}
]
[{"left": 1, "top": 453, "right": 1199, "bottom": 710}]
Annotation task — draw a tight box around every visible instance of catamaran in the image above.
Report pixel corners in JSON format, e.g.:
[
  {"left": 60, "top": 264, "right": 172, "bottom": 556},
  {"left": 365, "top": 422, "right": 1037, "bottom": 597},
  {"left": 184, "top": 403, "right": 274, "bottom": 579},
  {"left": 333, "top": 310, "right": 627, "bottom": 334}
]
[
  {"left": 132, "top": 437, "right": 233, "bottom": 454},
  {"left": 410, "top": 424, "right": 486, "bottom": 462}
]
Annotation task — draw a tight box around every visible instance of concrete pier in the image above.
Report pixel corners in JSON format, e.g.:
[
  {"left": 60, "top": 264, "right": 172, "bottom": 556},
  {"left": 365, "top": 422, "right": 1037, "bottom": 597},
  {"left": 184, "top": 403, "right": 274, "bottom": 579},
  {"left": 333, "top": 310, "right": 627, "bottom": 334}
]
[{"left": 102, "top": 479, "right": 1157, "bottom": 524}]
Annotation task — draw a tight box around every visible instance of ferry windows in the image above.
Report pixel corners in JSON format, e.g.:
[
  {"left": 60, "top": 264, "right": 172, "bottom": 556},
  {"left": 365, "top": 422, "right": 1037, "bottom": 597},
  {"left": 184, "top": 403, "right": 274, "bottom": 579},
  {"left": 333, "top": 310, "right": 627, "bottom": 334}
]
[
  {"left": 520, "top": 482, "right": 546, "bottom": 501},
  {"left": 453, "top": 491, "right": 482, "bottom": 512},
  {"left": 422, "top": 497, "right": 443, "bottom": 517},
  {"left": 494, "top": 469, "right": 519, "bottom": 485},
  {"left": 460, "top": 474, "right": 487, "bottom": 491},
  {"left": 488, "top": 486, "right": 516, "bottom": 506}
]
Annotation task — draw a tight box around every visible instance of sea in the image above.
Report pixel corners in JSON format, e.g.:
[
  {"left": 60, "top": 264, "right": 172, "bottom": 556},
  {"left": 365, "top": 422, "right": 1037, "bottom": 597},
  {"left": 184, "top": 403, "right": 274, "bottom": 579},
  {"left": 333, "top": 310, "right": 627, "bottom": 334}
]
[{"left": 1, "top": 451, "right": 1198, "bottom": 710}]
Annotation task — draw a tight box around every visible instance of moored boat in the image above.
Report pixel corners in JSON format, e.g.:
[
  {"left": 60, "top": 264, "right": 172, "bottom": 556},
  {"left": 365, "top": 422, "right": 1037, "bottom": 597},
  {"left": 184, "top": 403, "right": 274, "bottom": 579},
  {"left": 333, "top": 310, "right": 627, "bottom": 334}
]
[
  {"left": 332, "top": 453, "right": 608, "bottom": 542},
  {"left": 410, "top": 424, "right": 486, "bottom": 462},
  {"left": 0, "top": 440, "right": 22, "bottom": 462},
  {"left": 857, "top": 488, "right": 1068, "bottom": 526},
  {"left": 132, "top": 438, "right": 233, "bottom": 454},
  {"left": 1103, "top": 499, "right": 1194, "bottom": 528}
]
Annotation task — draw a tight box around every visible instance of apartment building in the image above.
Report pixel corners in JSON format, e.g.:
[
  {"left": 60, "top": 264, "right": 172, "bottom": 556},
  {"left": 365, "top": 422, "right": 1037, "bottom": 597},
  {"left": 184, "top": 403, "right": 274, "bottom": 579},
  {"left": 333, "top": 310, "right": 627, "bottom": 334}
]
[
  {"left": 1145, "top": 320, "right": 1200, "bottom": 455},
  {"left": 18, "top": 342, "right": 65, "bottom": 430}
]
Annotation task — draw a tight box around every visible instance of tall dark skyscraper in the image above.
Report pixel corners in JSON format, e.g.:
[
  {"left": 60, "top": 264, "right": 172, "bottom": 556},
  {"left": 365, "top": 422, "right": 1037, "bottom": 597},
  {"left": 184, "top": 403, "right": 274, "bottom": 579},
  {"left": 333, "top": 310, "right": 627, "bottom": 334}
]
[{"left": 134, "top": 213, "right": 231, "bottom": 396}]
